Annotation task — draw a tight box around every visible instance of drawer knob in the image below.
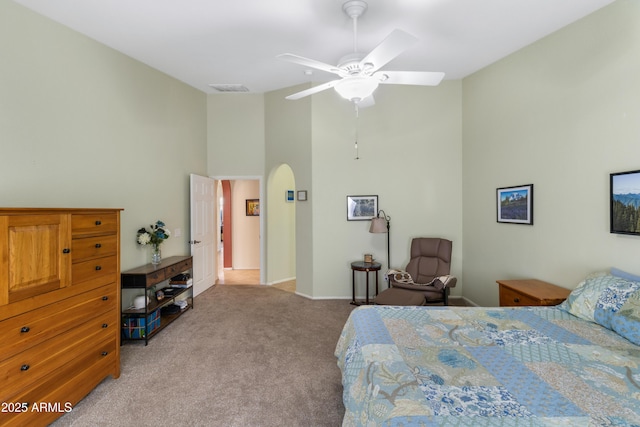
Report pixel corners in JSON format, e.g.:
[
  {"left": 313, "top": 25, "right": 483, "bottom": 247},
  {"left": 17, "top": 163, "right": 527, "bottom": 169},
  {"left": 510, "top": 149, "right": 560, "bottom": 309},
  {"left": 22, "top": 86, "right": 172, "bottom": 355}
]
[
  {"left": 513, "top": 298, "right": 520, "bottom": 303},
  {"left": 101, "top": 351, "right": 108, "bottom": 357},
  {"left": 20, "top": 326, "right": 30, "bottom": 333},
  {"left": 102, "top": 296, "right": 109, "bottom": 301},
  {"left": 95, "top": 220, "right": 102, "bottom": 226},
  {"left": 102, "top": 323, "right": 108, "bottom": 329},
  {"left": 95, "top": 243, "right": 102, "bottom": 248},
  {"left": 62, "top": 248, "right": 71, "bottom": 254},
  {"left": 95, "top": 265, "right": 102, "bottom": 271},
  {"left": 21, "top": 364, "right": 30, "bottom": 371}
]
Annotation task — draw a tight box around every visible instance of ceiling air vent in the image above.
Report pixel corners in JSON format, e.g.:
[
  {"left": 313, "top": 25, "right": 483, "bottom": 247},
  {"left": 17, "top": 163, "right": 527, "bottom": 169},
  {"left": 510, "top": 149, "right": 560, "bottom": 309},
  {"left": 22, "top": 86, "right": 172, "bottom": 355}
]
[{"left": 208, "top": 84, "right": 250, "bottom": 93}]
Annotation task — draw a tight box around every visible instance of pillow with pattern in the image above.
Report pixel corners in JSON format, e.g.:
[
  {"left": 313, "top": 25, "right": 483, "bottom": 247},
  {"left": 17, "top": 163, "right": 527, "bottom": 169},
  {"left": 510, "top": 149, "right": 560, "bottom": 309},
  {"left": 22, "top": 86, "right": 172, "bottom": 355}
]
[{"left": 559, "top": 272, "right": 640, "bottom": 345}]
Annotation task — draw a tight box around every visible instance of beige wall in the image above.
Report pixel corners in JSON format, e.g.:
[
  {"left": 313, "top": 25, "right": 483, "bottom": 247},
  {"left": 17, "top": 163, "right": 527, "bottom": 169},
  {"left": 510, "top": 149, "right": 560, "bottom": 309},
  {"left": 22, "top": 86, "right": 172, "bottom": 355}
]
[
  {"left": 207, "top": 94, "right": 265, "bottom": 176},
  {"left": 264, "top": 85, "right": 314, "bottom": 295},
  {"left": 266, "top": 165, "right": 296, "bottom": 284},
  {"left": 310, "top": 83, "right": 463, "bottom": 299},
  {"left": 0, "top": 1, "right": 207, "bottom": 271},
  {"left": 230, "top": 180, "right": 260, "bottom": 269},
  {"left": 462, "top": 0, "right": 640, "bottom": 306},
  {"left": 263, "top": 81, "right": 463, "bottom": 299},
  {"left": 6, "top": 0, "right": 637, "bottom": 303}
]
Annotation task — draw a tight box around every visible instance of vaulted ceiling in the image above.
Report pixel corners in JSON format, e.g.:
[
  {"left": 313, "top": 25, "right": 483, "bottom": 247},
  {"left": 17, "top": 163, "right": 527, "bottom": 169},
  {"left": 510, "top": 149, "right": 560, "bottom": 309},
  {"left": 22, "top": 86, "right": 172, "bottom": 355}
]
[{"left": 13, "top": 0, "right": 614, "bottom": 94}]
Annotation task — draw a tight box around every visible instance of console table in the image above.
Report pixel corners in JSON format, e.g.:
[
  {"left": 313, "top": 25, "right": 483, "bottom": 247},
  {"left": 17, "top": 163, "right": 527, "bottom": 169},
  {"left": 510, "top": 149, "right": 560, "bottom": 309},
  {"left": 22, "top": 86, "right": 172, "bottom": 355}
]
[
  {"left": 121, "top": 255, "right": 193, "bottom": 345},
  {"left": 351, "top": 261, "right": 382, "bottom": 305}
]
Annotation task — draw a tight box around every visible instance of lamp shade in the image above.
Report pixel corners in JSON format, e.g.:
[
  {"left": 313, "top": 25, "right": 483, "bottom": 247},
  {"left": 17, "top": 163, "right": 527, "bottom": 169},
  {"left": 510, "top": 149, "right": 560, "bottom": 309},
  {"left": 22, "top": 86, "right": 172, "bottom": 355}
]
[
  {"left": 369, "top": 217, "right": 388, "bottom": 233},
  {"left": 334, "top": 76, "right": 379, "bottom": 102}
]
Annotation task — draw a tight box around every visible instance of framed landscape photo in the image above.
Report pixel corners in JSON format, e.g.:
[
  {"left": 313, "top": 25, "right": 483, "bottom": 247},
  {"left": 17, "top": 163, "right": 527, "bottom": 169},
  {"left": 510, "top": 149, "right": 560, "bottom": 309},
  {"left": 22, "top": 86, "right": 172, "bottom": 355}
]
[
  {"left": 347, "top": 195, "right": 378, "bottom": 221},
  {"left": 497, "top": 184, "right": 533, "bottom": 225},
  {"left": 286, "top": 190, "right": 294, "bottom": 202},
  {"left": 610, "top": 169, "right": 640, "bottom": 235},
  {"left": 246, "top": 199, "right": 259, "bottom": 216}
]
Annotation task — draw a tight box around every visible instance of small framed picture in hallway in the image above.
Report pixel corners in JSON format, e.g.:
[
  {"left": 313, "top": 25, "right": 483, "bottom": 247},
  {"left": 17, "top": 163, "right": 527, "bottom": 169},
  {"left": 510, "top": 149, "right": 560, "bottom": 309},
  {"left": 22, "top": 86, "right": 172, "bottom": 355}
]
[{"left": 246, "top": 199, "right": 259, "bottom": 216}]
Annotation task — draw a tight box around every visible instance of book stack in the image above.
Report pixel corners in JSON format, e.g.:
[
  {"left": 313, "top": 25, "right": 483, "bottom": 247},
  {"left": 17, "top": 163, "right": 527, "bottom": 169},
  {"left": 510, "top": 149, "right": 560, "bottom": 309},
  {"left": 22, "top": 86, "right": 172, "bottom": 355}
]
[{"left": 170, "top": 273, "right": 193, "bottom": 288}]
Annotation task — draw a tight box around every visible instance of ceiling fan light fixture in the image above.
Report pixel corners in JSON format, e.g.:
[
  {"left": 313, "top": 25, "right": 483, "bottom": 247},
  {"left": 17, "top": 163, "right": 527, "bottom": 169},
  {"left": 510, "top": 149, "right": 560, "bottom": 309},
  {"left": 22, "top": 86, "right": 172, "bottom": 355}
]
[{"left": 334, "top": 77, "right": 378, "bottom": 102}]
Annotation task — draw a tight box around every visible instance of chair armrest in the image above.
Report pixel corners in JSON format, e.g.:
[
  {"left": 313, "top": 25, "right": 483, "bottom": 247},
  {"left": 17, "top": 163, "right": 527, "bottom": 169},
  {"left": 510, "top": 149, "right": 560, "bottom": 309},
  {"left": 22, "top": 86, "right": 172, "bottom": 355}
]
[{"left": 388, "top": 273, "right": 457, "bottom": 290}]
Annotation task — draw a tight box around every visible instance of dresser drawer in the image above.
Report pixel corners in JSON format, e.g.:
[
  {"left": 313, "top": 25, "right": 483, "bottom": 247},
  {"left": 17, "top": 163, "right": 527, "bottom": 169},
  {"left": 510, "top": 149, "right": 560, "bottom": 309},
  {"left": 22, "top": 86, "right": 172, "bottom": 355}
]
[
  {"left": 499, "top": 285, "right": 539, "bottom": 306},
  {"left": 72, "top": 255, "right": 118, "bottom": 285},
  {"left": 0, "top": 312, "right": 115, "bottom": 402},
  {"left": 72, "top": 234, "right": 118, "bottom": 262},
  {"left": 166, "top": 257, "right": 193, "bottom": 277},
  {"left": 0, "top": 284, "right": 116, "bottom": 361},
  {"left": 1, "top": 336, "right": 116, "bottom": 427},
  {"left": 72, "top": 213, "right": 118, "bottom": 237}
]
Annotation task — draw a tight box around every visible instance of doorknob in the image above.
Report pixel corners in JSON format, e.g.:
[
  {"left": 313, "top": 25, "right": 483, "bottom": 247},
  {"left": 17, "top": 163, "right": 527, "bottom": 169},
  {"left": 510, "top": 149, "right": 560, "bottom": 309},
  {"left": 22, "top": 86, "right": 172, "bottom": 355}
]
[{"left": 189, "top": 240, "right": 201, "bottom": 244}]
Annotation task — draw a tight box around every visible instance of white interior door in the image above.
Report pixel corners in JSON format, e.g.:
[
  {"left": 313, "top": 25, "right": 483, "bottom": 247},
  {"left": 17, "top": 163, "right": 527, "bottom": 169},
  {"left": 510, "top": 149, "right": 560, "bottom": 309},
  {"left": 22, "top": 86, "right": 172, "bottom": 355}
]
[{"left": 190, "top": 174, "right": 216, "bottom": 297}]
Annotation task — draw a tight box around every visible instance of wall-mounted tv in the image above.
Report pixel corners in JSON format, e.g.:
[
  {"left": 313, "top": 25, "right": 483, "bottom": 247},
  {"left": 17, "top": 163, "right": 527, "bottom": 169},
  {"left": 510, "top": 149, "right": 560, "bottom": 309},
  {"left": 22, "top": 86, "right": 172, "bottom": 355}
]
[{"left": 610, "top": 169, "right": 640, "bottom": 236}]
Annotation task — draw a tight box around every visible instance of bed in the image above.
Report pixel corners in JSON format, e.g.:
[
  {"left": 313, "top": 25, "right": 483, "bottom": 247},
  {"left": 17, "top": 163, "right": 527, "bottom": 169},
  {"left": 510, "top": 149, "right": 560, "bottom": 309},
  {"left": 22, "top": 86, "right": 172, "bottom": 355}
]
[{"left": 335, "top": 271, "right": 640, "bottom": 426}]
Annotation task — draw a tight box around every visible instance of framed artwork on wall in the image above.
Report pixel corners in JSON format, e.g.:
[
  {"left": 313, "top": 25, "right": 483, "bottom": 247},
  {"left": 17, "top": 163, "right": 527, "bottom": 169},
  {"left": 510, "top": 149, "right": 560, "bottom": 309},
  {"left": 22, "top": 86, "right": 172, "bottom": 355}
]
[
  {"left": 286, "top": 190, "right": 294, "bottom": 202},
  {"left": 297, "top": 190, "right": 307, "bottom": 201},
  {"left": 246, "top": 199, "right": 259, "bottom": 216},
  {"left": 610, "top": 169, "right": 640, "bottom": 236},
  {"left": 347, "top": 195, "right": 378, "bottom": 221},
  {"left": 497, "top": 184, "right": 533, "bottom": 225}
]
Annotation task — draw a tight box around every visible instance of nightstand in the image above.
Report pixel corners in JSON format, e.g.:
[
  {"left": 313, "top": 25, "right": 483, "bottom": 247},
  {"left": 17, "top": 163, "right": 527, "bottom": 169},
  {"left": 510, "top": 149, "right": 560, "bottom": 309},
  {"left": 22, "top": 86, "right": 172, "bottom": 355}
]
[{"left": 496, "top": 279, "right": 571, "bottom": 306}]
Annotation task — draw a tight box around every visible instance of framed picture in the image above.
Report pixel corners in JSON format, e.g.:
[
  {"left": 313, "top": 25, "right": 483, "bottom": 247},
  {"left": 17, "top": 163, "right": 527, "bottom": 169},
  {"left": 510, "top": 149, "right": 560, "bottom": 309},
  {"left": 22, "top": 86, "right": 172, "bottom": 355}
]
[
  {"left": 610, "top": 169, "right": 640, "bottom": 235},
  {"left": 347, "top": 195, "right": 378, "bottom": 221},
  {"left": 286, "top": 190, "right": 294, "bottom": 203},
  {"left": 297, "top": 190, "right": 307, "bottom": 201},
  {"left": 497, "top": 184, "right": 533, "bottom": 224},
  {"left": 246, "top": 199, "right": 259, "bottom": 216}
]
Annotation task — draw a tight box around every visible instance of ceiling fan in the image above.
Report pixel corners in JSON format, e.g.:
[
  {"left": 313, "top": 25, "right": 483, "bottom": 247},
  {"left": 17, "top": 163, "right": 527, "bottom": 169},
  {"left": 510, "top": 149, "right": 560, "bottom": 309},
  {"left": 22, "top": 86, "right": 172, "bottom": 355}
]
[{"left": 277, "top": 0, "right": 445, "bottom": 105}]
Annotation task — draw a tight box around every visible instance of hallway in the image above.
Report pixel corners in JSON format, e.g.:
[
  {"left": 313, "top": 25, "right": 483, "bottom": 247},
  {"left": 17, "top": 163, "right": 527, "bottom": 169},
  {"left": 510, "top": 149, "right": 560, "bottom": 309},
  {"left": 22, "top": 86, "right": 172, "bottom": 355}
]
[
  {"left": 216, "top": 249, "right": 295, "bottom": 292},
  {"left": 217, "top": 249, "right": 260, "bottom": 285}
]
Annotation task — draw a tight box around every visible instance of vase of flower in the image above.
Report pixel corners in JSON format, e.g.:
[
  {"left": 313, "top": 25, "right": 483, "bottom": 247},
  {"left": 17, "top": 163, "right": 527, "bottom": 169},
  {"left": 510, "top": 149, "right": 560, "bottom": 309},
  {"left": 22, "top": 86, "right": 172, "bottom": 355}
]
[
  {"left": 151, "top": 244, "right": 162, "bottom": 265},
  {"left": 137, "top": 220, "right": 170, "bottom": 266}
]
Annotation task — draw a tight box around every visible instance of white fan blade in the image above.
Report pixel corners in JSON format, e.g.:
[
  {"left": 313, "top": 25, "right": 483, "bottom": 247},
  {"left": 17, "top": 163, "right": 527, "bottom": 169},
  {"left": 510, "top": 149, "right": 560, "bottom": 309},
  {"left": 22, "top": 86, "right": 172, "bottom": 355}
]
[
  {"left": 359, "top": 29, "right": 418, "bottom": 74},
  {"left": 277, "top": 53, "right": 345, "bottom": 77},
  {"left": 356, "top": 95, "right": 375, "bottom": 108},
  {"left": 374, "top": 71, "right": 445, "bottom": 86},
  {"left": 285, "top": 80, "right": 341, "bottom": 100}
]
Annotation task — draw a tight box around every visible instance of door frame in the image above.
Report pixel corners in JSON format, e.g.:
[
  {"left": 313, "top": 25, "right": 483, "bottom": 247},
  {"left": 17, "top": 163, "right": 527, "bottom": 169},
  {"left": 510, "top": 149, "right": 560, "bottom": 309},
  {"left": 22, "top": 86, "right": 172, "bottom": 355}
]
[{"left": 212, "top": 175, "right": 265, "bottom": 285}]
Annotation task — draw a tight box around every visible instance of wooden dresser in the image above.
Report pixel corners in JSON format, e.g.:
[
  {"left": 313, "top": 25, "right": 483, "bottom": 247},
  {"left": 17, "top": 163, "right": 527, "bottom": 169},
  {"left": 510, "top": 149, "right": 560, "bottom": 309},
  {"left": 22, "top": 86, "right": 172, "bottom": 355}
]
[
  {"left": 0, "top": 208, "right": 122, "bottom": 427},
  {"left": 497, "top": 279, "right": 571, "bottom": 306}
]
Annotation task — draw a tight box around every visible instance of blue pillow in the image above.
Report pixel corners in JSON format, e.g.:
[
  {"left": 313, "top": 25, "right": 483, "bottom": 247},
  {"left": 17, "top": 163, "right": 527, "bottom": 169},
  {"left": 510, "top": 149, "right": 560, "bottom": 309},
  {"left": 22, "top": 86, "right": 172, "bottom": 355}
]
[{"left": 611, "top": 267, "right": 640, "bottom": 282}]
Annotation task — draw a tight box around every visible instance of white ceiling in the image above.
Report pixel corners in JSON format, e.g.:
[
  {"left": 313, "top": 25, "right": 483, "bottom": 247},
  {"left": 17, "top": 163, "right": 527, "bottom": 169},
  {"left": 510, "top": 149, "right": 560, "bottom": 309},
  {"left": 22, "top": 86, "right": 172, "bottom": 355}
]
[{"left": 13, "top": 0, "right": 614, "bottom": 95}]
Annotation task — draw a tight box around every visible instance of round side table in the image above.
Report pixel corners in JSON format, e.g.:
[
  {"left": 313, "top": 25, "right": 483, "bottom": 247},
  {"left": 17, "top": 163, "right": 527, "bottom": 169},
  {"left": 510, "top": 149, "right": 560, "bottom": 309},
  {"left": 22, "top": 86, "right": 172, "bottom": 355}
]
[{"left": 350, "top": 261, "right": 382, "bottom": 305}]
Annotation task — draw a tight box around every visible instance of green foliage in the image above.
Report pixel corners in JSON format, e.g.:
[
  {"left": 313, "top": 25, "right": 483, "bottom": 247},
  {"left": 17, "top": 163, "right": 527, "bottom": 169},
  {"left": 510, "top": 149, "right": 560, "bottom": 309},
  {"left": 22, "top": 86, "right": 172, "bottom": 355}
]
[{"left": 612, "top": 200, "right": 640, "bottom": 233}]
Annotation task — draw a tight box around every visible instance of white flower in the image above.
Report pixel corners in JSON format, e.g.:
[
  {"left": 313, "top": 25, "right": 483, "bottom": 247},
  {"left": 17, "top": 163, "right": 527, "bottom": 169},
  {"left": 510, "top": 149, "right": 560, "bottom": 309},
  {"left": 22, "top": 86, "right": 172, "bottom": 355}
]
[{"left": 137, "top": 233, "right": 151, "bottom": 245}]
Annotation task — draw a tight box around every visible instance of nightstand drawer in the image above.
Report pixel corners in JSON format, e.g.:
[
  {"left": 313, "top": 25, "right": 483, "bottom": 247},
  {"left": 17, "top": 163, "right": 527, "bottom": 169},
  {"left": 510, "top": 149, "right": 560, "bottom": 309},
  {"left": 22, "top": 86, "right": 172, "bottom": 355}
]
[
  {"left": 496, "top": 279, "right": 571, "bottom": 307},
  {"left": 499, "top": 285, "right": 539, "bottom": 306}
]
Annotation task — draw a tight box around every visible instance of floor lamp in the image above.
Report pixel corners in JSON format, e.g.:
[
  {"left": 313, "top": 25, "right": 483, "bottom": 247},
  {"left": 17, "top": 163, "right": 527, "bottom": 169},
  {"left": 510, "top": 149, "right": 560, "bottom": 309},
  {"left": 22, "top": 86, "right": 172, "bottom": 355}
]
[{"left": 369, "top": 209, "right": 390, "bottom": 271}]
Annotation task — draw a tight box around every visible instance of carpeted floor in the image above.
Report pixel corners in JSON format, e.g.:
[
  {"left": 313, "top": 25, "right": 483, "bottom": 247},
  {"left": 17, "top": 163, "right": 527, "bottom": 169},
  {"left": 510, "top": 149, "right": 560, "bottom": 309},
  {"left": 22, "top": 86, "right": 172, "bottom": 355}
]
[{"left": 51, "top": 284, "right": 355, "bottom": 427}]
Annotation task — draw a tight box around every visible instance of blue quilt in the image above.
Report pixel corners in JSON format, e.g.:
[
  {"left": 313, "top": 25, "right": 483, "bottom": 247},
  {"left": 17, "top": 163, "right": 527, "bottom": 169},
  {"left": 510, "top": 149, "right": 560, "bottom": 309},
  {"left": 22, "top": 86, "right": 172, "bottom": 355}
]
[{"left": 335, "top": 305, "right": 640, "bottom": 426}]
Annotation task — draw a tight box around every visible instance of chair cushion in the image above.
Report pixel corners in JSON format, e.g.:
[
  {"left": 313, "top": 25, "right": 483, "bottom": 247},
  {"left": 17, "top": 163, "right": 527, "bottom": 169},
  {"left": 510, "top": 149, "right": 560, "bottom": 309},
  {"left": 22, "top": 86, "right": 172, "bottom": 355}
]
[
  {"left": 375, "top": 288, "right": 425, "bottom": 306},
  {"left": 406, "top": 238, "right": 452, "bottom": 283}
]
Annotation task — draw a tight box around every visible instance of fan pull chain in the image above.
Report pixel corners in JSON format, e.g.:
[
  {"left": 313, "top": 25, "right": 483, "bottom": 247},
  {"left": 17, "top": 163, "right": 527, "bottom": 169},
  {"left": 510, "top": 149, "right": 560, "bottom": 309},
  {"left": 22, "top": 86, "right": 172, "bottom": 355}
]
[{"left": 354, "top": 103, "right": 360, "bottom": 160}]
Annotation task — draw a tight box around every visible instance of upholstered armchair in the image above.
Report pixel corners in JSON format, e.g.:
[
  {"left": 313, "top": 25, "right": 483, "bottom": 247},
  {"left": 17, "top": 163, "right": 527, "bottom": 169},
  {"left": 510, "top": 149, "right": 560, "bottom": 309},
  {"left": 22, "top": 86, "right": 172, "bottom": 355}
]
[{"left": 387, "top": 237, "right": 457, "bottom": 305}]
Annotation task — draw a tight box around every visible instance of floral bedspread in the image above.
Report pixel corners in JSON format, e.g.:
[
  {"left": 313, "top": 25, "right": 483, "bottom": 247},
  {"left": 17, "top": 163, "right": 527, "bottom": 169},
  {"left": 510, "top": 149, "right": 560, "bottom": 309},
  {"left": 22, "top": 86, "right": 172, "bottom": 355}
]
[{"left": 335, "top": 305, "right": 640, "bottom": 426}]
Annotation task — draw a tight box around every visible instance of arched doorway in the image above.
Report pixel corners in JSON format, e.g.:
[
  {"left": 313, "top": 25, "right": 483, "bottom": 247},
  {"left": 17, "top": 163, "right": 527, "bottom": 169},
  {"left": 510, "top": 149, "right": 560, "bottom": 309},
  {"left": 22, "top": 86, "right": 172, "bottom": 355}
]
[{"left": 266, "top": 164, "right": 296, "bottom": 291}]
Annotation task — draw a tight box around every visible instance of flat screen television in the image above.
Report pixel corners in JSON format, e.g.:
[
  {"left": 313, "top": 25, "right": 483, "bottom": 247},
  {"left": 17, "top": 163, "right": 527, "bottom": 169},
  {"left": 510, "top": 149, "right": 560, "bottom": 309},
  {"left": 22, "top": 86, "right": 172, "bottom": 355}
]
[{"left": 610, "top": 169, "right": 640, "bottom": 236}]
